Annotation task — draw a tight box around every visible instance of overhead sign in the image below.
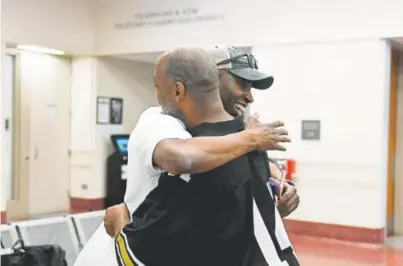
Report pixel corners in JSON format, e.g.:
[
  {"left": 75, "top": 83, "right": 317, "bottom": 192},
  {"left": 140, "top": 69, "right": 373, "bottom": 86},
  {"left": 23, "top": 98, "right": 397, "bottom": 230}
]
[{"left": 115, "top": 8, "right": 225, "bottom": 29}]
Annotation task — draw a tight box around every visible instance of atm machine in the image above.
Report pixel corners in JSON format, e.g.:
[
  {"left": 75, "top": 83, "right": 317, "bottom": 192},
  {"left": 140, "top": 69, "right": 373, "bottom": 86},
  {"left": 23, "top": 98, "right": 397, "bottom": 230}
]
[{"left": 105, "top": 134, "right": 130, "bottom": 208}]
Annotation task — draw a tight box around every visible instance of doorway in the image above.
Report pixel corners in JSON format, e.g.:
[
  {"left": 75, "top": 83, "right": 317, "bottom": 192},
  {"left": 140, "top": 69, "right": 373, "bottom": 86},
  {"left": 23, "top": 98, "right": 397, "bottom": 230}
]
[{"left": 7, "top": 51, "right": 71, "bottom": 220}]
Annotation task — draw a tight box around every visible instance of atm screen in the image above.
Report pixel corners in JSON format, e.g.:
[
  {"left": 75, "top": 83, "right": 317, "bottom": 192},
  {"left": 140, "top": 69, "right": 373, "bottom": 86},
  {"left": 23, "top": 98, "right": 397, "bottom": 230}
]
[{"left": 114, "top": 136, "right": 129, "bottom": 154}]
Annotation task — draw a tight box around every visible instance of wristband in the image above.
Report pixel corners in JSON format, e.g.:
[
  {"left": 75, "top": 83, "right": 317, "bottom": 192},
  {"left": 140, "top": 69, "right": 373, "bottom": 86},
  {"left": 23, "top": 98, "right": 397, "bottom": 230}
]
[{"left": 268, "top": 179, "right": 280, "bottom": 195}]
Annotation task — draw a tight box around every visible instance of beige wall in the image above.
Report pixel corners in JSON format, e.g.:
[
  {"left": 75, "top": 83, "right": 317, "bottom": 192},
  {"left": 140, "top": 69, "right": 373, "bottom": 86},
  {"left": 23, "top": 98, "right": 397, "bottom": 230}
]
[
  {"left": 69, "top": 57, "right": 156, "bottom": 199},
  {"left": 3, "top": 0, "right": 403, "bottom": 56},
  {"left": 94, "top": 0, "right": 403, "bottom": 54},
  {"left": 2, "top": 0, "right": 95, "bottom": 54},
  {"left": 252, "top": 39, "right": 390, "bottom": 228}
]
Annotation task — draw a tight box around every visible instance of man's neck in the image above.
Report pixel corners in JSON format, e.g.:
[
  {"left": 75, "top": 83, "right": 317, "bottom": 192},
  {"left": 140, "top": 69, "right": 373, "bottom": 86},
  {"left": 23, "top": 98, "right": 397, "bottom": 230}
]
[{"left": 185, "top": 101, "right": 234, "bottom": 128}]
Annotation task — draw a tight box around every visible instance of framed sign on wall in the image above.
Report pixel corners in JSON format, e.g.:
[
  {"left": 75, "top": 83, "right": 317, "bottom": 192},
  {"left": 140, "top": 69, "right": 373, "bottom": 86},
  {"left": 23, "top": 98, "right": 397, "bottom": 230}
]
[
  {"left": 110, "top": 98, "right": 123, "bottom": 124},
  {"left": 96, "top": 97, "right": 124, "bottom": 125}
]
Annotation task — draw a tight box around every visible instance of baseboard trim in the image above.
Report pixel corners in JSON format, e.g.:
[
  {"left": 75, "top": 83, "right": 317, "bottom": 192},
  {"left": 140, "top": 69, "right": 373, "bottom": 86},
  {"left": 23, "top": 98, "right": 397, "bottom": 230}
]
[
  {"left": 70, "top": 197, "right": 105, "bottom": 214},
  {"left": 284, "top": 219, "right": 385, "bottom": 244}
]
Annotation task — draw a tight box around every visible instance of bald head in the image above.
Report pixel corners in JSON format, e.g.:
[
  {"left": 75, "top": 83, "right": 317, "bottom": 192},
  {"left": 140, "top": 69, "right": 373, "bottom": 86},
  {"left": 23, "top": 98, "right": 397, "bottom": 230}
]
[
  {"left": 157, "top": 46, "right": 219, "bottom": 97},
  {"left": 153, "top": 46, "right": 227, "bottom": 125}
]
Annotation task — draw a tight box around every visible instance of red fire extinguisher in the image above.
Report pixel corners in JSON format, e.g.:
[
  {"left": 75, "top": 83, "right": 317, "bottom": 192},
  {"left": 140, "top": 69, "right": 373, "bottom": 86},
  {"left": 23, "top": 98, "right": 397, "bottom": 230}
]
[{"left": 285, "top": 159, "right": 296, "bottom": 181}]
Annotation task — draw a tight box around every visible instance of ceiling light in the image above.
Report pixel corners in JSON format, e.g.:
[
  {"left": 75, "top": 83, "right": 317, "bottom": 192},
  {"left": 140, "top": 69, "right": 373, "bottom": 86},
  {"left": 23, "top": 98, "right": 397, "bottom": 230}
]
[{"left": 16, "top": 45, "right": 65, "bottom": 55}]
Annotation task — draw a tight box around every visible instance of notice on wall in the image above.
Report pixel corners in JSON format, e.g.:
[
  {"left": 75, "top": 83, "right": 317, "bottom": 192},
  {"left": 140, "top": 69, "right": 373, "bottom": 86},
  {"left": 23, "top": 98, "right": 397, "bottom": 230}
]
[
  {"left": 115, "top": 8, "right": 225, "bottom": 30},
  {"left": 45, "top": 104, "right": 57, "bottom": 118},
  {"left": 97, "top": 97, "right": 111, "bottom": 124},
  {"left": 97, "top": 97, "right": 124, "bottom": 125},
  {"left": 301, "top": 120, "right": 321, "bottom": 140}
]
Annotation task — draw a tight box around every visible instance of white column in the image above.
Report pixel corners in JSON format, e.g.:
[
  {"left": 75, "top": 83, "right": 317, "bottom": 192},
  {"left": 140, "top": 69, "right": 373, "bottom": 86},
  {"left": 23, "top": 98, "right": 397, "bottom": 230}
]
[{"left": 69, "top": 57, "right": 102, "bottom": 212}]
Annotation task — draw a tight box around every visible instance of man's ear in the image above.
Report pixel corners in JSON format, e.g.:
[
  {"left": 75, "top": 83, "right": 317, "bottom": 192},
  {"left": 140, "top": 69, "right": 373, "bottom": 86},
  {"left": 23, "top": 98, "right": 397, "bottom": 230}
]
[
  {"left": 175, "top": 85, "right": 180, "bottom": 96},
  {"left": 174, "top": 81, "right": 186, "bottom": 102}
]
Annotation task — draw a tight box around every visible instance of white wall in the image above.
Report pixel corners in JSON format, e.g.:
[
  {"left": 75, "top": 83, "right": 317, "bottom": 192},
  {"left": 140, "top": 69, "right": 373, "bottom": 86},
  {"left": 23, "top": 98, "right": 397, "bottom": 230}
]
[
  {"left": 251, "top": 39, "right": 390, "bottom": 228},
  {"left": 2, "top": 0, "right": 403, "bottom": 56},
  {"left": 94, "top": 0, "right": 403, "bottom": 54},
  {"left": 2, "top": 0, "right": 95, "bottom": 54},
  {"left": 0, "top": 0, "right": 400, "bottom": 227},
  {"left": 70, "top": 57, "right": 156, "bottom": 199},
  {"left": 94, "top": 58, "right": 156, "bottom": 198}
]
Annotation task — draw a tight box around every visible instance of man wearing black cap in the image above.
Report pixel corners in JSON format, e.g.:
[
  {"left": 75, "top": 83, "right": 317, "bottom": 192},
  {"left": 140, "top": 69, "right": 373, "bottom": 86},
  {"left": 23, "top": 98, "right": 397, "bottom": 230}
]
[
  {"left": 208, "top": 46, "right": 300, "bottom": 265},
  {"left": 209, "top": 45, "right": 299, "bottom": 217}
]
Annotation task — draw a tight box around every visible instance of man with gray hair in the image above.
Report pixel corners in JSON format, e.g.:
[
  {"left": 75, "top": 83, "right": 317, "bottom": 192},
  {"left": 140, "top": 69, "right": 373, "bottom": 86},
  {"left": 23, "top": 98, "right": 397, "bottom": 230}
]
[{"left": 111, "top": 47, "right": 299, "bottom": 266}]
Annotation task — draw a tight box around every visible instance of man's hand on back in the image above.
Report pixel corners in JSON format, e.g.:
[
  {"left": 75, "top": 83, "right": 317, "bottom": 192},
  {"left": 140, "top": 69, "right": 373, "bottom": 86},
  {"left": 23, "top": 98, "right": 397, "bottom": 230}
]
[
  {"left": 268, "top": 178, "right": 300, "bottom": 218},
  {"left": 268, "top": 161, "right": 300, "bottom": 218},
  {"left": 245, "top": 115, "right": 290, "bottom": 151},
  {"left": 104, "top": 203, "right": 130, "bottom": 237},
  {"left": 276, "top": 182, "right": 300, "bottom": 218}
]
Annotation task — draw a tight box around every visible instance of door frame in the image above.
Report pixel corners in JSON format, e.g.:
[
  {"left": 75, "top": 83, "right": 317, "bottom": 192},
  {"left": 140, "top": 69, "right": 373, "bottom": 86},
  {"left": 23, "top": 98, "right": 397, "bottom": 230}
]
[
  {"left": 387, "top": 49, "right": 398, "bottom": 235},
  {"left": 393, "top": 51, "right": 403, "bottom": 235}
]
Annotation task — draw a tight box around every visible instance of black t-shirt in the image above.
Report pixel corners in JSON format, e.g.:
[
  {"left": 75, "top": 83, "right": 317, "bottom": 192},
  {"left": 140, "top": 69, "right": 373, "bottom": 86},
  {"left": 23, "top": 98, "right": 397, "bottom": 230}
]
[
  {"left": 118, "top": 118, "right": 265, "bottom": 266},
  {"left": 186, "top": 118, "right": 259, "bottom": 266}
]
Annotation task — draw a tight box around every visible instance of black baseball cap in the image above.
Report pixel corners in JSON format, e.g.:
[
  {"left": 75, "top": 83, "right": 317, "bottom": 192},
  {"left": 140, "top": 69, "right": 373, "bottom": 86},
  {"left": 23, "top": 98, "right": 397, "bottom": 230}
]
[{"left": 207, "top": 45, "right": 274, "bottom": 90}]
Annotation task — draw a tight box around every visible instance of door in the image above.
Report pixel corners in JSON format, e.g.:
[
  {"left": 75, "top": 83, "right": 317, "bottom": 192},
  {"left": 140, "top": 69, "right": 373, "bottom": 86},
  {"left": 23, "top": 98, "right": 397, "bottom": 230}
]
[
  {"left": 7, "top": 52, "right": 30, "bottom": 221},
  {"left": 20, "top": 51, "right": 71, "bottom": 217},
  {"left": 387, "top": 50, "right": 398, "bottom": 235}
]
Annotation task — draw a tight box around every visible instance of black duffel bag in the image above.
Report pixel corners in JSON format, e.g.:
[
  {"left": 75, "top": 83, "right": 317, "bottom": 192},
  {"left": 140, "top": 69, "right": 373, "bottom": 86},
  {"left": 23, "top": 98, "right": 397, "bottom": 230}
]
[{"left": 1, "top": 240, "right": 67, "bottom": 266}]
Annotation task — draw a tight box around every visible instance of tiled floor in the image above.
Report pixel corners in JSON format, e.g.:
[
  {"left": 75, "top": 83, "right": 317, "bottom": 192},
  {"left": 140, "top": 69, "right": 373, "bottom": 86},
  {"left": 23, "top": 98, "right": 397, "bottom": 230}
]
[{"left": 291, "top": 235, "right": 403, "bottom": 266}]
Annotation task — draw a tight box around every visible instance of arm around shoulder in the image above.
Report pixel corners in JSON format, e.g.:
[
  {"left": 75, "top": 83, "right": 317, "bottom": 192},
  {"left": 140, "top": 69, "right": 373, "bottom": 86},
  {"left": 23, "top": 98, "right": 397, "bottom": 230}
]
[
  {"left": 152, "top": 130, "right": 258, "bottom": 175},
  {"left": 135, "top": 107, "right": 260, "bottom": 175}
]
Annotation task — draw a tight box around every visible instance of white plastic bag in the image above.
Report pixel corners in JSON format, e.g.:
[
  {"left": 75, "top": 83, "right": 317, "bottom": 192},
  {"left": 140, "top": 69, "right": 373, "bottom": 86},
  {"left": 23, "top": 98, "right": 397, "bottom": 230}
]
[{"left": 73, "top": 223, "right": 118, "bottom": 266}]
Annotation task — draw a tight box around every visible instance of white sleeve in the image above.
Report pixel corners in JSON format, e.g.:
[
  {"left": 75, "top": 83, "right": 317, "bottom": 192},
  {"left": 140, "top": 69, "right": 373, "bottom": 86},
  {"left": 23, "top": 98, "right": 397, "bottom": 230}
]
[{"left": 130, "top": 107, "right": 191, "bottom": 174}]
